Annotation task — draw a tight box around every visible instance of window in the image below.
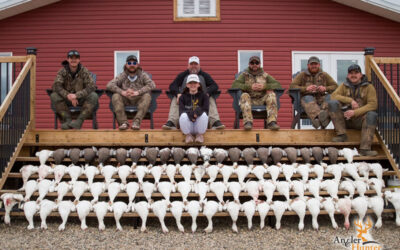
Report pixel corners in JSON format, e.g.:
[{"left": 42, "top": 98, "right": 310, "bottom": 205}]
[
  {"left": 238, "top": 50, "right": 263, "bottom": 73},
  {"left": 114, "top": 51, "right": 140, "bottom": 77},
  {"left": 174, "top": 0, "right": 220, "bottom": 21},
  {"left": 292, "top": 51, "right": 365, "bottom": 129},
  {"left": 0, "top": 52, "right": 12, "bottom": 103}
]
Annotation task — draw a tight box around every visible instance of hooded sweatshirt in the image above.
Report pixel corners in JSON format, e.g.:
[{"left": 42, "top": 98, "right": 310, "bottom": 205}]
[
  {"left": 331, "top": 75, "right": 377, "bottom": 117},
  {"left": 179, "top": 85, "right": 209, "bottom": 121},
  {"left": 52, "top": 60, "right": 96, "bottom": 99}
]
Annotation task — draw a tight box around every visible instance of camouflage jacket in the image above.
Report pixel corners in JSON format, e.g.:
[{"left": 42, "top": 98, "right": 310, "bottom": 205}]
[
  {"left": 331, "top": 75, "right": 377, "bottom": 117},
  {"left": 52, "top": 61, "right": 95, "bottom": 99},
  {"left": 106, "top": 67, "right": 155, "bottom": 95},
  {"left": 290, "top": 69, "right": 338, "bottom": 96},
  {"left": 231, "top": 67, "right": 282, "bottom": 99}
]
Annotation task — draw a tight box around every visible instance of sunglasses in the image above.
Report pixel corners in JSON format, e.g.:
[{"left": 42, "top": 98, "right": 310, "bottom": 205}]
[
  {"left": 250, "top": 61, "right": 260, "bottom": 65},
  {"left": 68, "top": 51, "right": 80, "bottom": 57},
  {"left": 127, "top": 61, "right": 137, "bottom": 66}
]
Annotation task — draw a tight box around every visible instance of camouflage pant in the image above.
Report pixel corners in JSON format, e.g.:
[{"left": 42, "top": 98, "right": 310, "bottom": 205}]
[
  {"left": 239, "top": 92, "right": 277, "bottom": 124},
  {"left": 112, "top": 93, "right": 151, "bottom": 125},
  {"left": 328, "top": 100, "right": 378, "bottom": 150},
  {"left": 301, "top": 94, "right": 330, "bottom": 121},
  {"left": 50, "top": 92, "right": 98, "bottom": 122}
]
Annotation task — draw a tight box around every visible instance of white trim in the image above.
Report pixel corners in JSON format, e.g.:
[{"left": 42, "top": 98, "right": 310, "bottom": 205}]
[
  {"left": 237, "top": 50, "right": 263, "bottom": 73},
  {"left": 114, "top": 51, "right": 140, "bottom": 77}
]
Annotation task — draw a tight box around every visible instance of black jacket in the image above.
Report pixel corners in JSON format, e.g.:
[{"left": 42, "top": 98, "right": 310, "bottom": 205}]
[
  {"left": 179, "top": 91, "right": 209, "bottom": 121},
  {"left": 169, "top": 69, "right": 219, "bottom": 96}
]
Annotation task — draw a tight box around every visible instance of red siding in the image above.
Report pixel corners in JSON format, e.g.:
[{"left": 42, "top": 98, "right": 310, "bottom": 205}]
[{"left": 0, "top": 0, "right": 400, "bottom": 129}]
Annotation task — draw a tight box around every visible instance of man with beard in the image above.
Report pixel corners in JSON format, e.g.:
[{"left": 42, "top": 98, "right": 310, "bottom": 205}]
[
  {"left": 162, "top": 56, "right": 225, "bottom": 130},
  {"left": 290, "top": 56, "right": 338, "bottom": 128},
  {"left": 106, "top": 55, "right": 156, "bottom": 130},
  {"left": 231, "top": 56, "right": 282, "bottom": 130},
  {"left": 328, "top": 64, "right": 378, "bottom": 156},
  {"left": 51, "top": 50, "right": 98, "bottom": 129}
]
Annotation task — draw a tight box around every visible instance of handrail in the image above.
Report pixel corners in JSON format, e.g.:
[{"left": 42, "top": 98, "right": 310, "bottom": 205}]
[
  {"left": 0, "top": 56, "right": 29, "bottom": 63},
  {"left": 373, "top": 57, "right": 400, "bottom": 64},
  {"left": 368, "top": 57, "right": 400, "bottom": 110},
  {"left": 0, "top": 57, "right": 32, "bottom": 121}
]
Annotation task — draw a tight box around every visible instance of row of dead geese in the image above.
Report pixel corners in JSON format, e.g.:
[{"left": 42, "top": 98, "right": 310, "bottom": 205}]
[
  {"left": 18, "top": 161, "right": 388, "bottom": 193},
  {"left": 35, "top": 146, "right": 361, "bottom": 167},
  {"left": 1, "top": 190, "right": 400, "bottom": 232}
]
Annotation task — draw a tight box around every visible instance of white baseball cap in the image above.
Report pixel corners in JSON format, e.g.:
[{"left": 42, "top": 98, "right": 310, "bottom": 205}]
[
  {"left": 186, "top": 74, "right": 200, "bottom": 83},
  {"left": 188, "top": 56, "right": 200, "bottom": 64}
]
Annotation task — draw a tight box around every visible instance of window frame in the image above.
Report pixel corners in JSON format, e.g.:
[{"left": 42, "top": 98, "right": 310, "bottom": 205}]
[
  {"left": 237, "top": 50, "right": 263, "bottom": 73},
  {"left": 0, "top": 52, "right": 13, "bottom": 103},
  {"left": 114, "top": 50, "right": 140, "bottom": 77},
  {"left": 174, "top": 0, "right": 221, "bottom": 22}
]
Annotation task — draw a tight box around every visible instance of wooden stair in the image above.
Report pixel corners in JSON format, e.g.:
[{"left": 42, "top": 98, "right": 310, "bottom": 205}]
[{"left": 0, "top": 129, "right": 399, "bottom": 222}]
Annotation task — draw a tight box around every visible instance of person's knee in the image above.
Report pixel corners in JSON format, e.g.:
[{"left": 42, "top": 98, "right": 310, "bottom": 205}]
[
  {"left": 366, "top": 111, "right": 378, "bottom": 126},
  {"left": 142, "top": 93, "right": 151, "bottom": 102},
  {"left": 86, "top": 92, "right": 99, "bottom": 104},
  {"left": 327, "top": 100, "right": 340, "bottom": 112},
  {"left": 112, "top": 93, "right": 123, "bottom": 103},
  {"left": 302, "top": 95, "right": 315, "bottom": 103},
  {"left": 50, "top": 92, "right": 63, "bottom": 103}
]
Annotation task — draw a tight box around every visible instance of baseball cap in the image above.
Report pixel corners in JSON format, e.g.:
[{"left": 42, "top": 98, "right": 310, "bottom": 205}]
[
  {"left": 186, "top": 74, "right": 200, "bottom": 83},
  {"left": 249, "top": 56, "right": 260, "bottom": 63},
  {"left": 67, "top": 50, "right": 80, "bottom": 58},
  {"left": 126, "top": 55, "right": 138, "bottom": 62},
  {"left": 308, "top": 56, "right": 320, "bottom": 64},
  {"left": 188, "top": 56, "right": 200, "bottom": 64},
  {"left": 348, "top": 64, "right": 362, "bottom": 73}
]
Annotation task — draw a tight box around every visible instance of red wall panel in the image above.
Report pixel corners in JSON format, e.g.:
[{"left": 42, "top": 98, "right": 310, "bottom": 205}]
[{"left": 0, "top": 0, "right": 399, "bottom": 129}]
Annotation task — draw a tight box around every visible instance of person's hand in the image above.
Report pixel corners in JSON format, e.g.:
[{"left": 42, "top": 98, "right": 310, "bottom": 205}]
[
  {"left": 131, "top": 90, "right": 139, "bottom": 97},
  {"left": 317, "top": 86, "right": 326, "bottom": 93},
  {"left": 121, "top": 90, "right": 129, "bottom": 97},
  {"left": 306, "top": 85, "right": 317, "bottom": 93},
  {"left": 67, "top": 94, "right": 78, "bottom": 107},
  {"left": 344, "top": 110, "right": 355, "bottom": 120},
  {"left": 252, "top": 83, "right": 263, "bottom": 91},
  {"left": 351, "top": 100, "right": 359, "bottom": 109},
  {"left": 177, "top": 94, "right": 182, "bottom": 104}
]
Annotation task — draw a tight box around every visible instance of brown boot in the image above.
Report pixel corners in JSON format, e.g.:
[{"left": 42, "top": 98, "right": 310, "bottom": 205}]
[
  {"left": 359, "top": 149, "right": 378, "bottom": 156},
  {"left": 119, "top": 122, "right": 129, "bottom": 130},
  {"left": 244, "top": 122, "right": 253, "bottom": 130},
  {"left": 267, "top": 121, "right": 280, "bottom": 131},
  {"left": 332, "top": 134, "right": 348, "bottom": 142},
  {"left": 311, "top": 118, "right": 321, "bottom": 129}
]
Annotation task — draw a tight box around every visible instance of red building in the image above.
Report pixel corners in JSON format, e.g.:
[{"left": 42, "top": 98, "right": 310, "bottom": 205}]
[{"left": 0, "top": 0, "right": 399, "bottom": 129}]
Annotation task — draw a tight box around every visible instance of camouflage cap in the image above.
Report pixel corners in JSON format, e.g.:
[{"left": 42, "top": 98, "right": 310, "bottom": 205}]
[
  {"left": 126, "top": 55, "right": 138, "bottom": 62},
  {"left": 249, "top": 56, "right": 260, "bottom": 63},
  {"left": 348, "top": 64, "right": 362, "bottom": 73},
  {"left": 308, "top": 56, "right": 320, "bottom": 64}
]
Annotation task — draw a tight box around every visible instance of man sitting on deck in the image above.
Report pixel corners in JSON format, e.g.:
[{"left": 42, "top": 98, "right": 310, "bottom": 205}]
[
  {"left": 106, "top": 55, "right": 156, "bottom": 130},
  {"left": 328, "top": 64, "right": 378, "bottom": 156},
  {"left": 162, "top": 56, "right": 225, "bottom": 130},
  {"left": 290, "top": 56, "right": 338, "bottom": 129},
  {"left": 50, "top": 50, "right": 98, "bottom": 130},
  {"left": 231, "top": 56, "right": 282, "bottom": 130}
]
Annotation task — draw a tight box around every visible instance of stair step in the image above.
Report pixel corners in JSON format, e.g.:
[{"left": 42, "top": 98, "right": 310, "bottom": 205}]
[
  {"left": 0, "top": 209, "right": 395, "bottom": 218},
  {"left": 15, "top": 155, "right": 387, "bottom": 163},
  {"left": 6, "top": 171, "right": 397, "bottom": 180},
  {"left": 0, "top": 188, "right": 393, "bottom": 198}
]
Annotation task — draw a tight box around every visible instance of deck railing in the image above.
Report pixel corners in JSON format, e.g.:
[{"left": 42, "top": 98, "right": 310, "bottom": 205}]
[
  {"left": 365, "top": 48, "right": 400, "bottom": 169},
  {"left": 0, "top": 48, "right": 36, "bottom": 182}
]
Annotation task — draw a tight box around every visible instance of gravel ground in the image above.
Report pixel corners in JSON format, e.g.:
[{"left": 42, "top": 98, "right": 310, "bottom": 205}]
[{"left": 1, "top": 214, "right": 399, "bottom": 249}]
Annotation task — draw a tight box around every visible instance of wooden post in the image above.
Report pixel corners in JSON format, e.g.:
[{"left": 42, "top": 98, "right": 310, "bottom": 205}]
[
  {"left": 26, "top": 47, "right": 36, "bottom": 130},
  {"left": 364, "top": 47, "right": 375, "bottom": 81}
]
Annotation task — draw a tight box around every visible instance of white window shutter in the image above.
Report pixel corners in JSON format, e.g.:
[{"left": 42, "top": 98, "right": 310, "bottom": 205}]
[
  {"left": 183, "top": 0, "right": 195, "bottom": 15},
  {"left": 199, "top": 0, "right": 210, "bottom": 15}
]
